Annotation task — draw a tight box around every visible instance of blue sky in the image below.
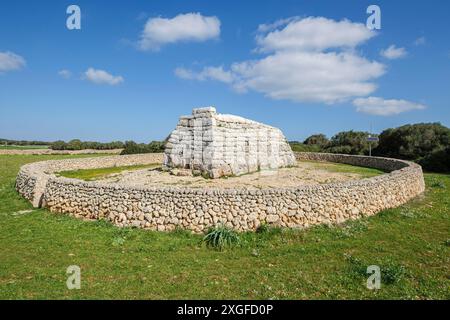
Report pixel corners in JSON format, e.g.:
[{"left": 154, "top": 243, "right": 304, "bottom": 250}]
[{"left": 0, "top": 0, "right": 449, "bottom": 142}]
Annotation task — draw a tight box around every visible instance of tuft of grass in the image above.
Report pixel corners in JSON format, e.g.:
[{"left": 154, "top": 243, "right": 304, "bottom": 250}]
[
  {"left": 256, "top": 223, "right": 269, "bottom": 234},
  {"left": 345, "top": 254, "right": 406, "bottom": 285},
  {"left": 382, "top": 261, "right": 406, "bottom": 284},
  {"left": 429, "top": 179, "right": 446, "bottom": 189},
  {"left": 202, "top": 225, "right": 240, "bottom": 250}
]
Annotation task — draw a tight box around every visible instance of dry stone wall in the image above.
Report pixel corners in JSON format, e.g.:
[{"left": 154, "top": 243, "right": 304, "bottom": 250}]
[{"left": 16, "top": 152, "right": 425, "bottom": 233}]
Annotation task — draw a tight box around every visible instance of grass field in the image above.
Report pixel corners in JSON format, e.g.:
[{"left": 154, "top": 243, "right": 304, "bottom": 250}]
[
  {"left": 0, "top": 145, "right": 49, "bottom": 150},
  {"left": 58, "top": 164, "right": 160, "bottom": 181},
  {"left": 0, "top": 154, "right": 448, "bottom": 299}
]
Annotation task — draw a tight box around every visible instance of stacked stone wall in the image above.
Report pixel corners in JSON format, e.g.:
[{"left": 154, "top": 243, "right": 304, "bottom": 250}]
[{"left": 16, "top": 152, "right": 425, "bottom": 232}]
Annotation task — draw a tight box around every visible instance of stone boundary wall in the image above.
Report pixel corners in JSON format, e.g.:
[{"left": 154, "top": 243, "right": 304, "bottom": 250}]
[
  {"left": 0, "top": 148, "right": 123, "bottom": 155},
  {"left": 15, "top": 153, "right": 164, "bottom": 207},
  {"left": 15, "top": 152, "right": 425, "bottom": 232}
]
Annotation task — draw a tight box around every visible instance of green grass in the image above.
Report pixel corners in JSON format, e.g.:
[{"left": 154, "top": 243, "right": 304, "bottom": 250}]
[
  {"left": 0, "top": 154, "right": 449, "bottom": 299},
  {"left": 0, "top": 145, "right": 49, "bottom": 150},
  {"left": 57, "top": 164, "right": 160, "bottom": 181},
  {"left": 303, "top": 160, "right": 385, "bottom": 178}
]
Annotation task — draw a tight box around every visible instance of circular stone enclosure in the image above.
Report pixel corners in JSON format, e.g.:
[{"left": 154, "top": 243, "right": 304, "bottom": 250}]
[{"left": 16, "top": 152, "right": 425, "bottom": 233}]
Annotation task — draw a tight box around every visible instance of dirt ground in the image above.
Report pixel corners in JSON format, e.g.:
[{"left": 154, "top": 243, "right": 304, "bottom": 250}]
[{"left": 99, "top": 161, "right": 370, "bottom": 190}]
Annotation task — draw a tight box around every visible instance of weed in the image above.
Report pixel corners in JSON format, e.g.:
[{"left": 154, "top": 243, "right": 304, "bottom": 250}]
[{"left": 203, "top": 224, "right": 240, "bottom": 250}]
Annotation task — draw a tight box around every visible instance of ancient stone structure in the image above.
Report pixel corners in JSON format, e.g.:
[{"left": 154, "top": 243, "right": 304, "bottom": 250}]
[
  {"left": 163, "top": 107, "right": 296, "bottom": 178},
  {"left": 16, "top": 152, "right": 425, "bottom": 233}
]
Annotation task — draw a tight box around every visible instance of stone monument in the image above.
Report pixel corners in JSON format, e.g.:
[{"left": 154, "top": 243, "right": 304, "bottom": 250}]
[{"left": 163, "top": 107, "right": 296, "bottom": 178}]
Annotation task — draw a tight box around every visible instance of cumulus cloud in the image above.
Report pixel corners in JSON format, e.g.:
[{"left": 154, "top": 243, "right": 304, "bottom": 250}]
[
  {"left": 256, "top": 16, "right": 374, "bottom": 53},
  {"left": 58, "top": 69, "right": 72, "bottom": 79},
  {"left": 230, "top": 51, "right": 384, "bottom": 103},
  {"left": 84, "top": 68, "right": 124, "bottom": 85},
  {"left": 139, "top": 13, "right": 220, "bottom": 51},
  {"left": 353, "top": 97, "right": 426, "bottom": 116},
  {"left": 380, "top": 45, "right": 407, "bottom": 59},
  {"left": 175, "top": 66, "right": 234, "bottom": 83},
  {"left": 0, "top": 51, "right": 26, "bottom": 73},
  {"left": 176, "top": 16, "right": 384, "bottom": 104}
]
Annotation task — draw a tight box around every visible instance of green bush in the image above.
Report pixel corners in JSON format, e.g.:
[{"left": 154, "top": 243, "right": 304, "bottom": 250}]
[
  {"left": 374, "top": 123, "right": 450, "bottom": 160},
  {"left": 303, "top": 134, "right": 329, "bottom": 147},
  {"left": 120, "top": 140, "right": 165, "bottom": 155},
  {"left": 418, "top": 147, "right": 450, "bottom": 173},
  {"left": 202, "top": 225, "right": 240, "bottom": 250}
]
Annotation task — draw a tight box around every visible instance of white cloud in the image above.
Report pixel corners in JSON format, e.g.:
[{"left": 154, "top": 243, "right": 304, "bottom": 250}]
[
  {"left": 58, "top": 69, "right": 72, "bottom": 79},
  {"left": 84, "top": 68, "right": 124, "bottom": 85},
  {"left": 257, "top": 17, "right": 300, "bottom": 33},
  {"left": 230, "top": 51, "right": 384, "bottom": 103},
  {"left": 139, "top": 13, "right": 220, "bottom": 51},
  {"left": 256, "top": 16, "right": 375, "bottom": 53},
  {"left": 176, "top": 17, "right": 384, "bottom": 104},
  {"left": 380, "top": 45, "right": 407, "bottom": 59},
  {"left": 353, "top": 97, "right": 426, "bottom": 116},
  {"left": 0, "top": 51, "right": 26, "bottom": 73},
  {"left": 175, "top": 66, "right": 234, "bottom": 83},
  {"left": 414, "top": 36, "right": 426, "bottom": 46}
]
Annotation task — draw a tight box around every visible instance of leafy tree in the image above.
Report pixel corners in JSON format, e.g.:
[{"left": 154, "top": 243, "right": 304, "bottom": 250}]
[
  {"left": 374, "top": 123, "right": 450, "bottom": 160},
  {"left": 303, "top": 134, "right": 329, "bottom": 147},
  {"left": 67, "top": 139, "right": 82, "bottom": 150},
  {"left": 50, "top": 140, "right": 67, "bottom": 150},
  {"left": 325, "top": 131, "right": 376, "bottom": 155}
]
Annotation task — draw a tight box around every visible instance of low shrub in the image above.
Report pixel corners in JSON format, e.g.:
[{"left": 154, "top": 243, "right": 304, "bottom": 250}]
[
  {"left": 418, "top": 147, "right": 450, "bottom": 173},
  {"left": 202, "top": 225, "right": 240, "bottom": 250}
]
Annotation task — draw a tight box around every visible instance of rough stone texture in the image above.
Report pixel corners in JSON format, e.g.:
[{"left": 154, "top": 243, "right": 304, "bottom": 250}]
[
  {"left": 15, "top": 152, "right": 425, "bottom": 233},
  {"left": 164, "top": 107, "right": 296, "bottom": 178},
  {"left": 15, "top": 153, "right": 163, "bottom": 207},
  {"left": 0, "top": 149, "right": 123, "bottom": 155}
]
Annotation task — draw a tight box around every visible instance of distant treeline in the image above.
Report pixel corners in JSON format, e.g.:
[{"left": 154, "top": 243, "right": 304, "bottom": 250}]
[
  {"left": 50, "top": 140, "right": 166, "bottom": 154},
  {"left": 289, "top": 122, "right": 450, "bottom": 173},
  {"left": 3, "top": 122, "right": 449, "bottom": 172},
  {"left": 0, "top": 139, "right": 52, "bottom": 146},
  {"left": 120, "top": 141, "right": 165, "bottom": 155},
  {"left": 50, "top": 140, "right": 125, "bottom": 150}
]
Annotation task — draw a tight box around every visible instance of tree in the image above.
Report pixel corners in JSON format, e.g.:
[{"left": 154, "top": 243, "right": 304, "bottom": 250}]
[
  {"left": 325, "top": 131, "right": 376, "bottom": 155},
  {"left": 374, "top": 123, "right": 450, "bottom": 160},
  {"left": 303, "top": 134, "right": 329, "bottom": 148},
  {"left": 50, "top": 140, "right": 67, "bottom": 150},
  {"left": 67, "top": 139, "right": 82, "bottom": 150}
]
